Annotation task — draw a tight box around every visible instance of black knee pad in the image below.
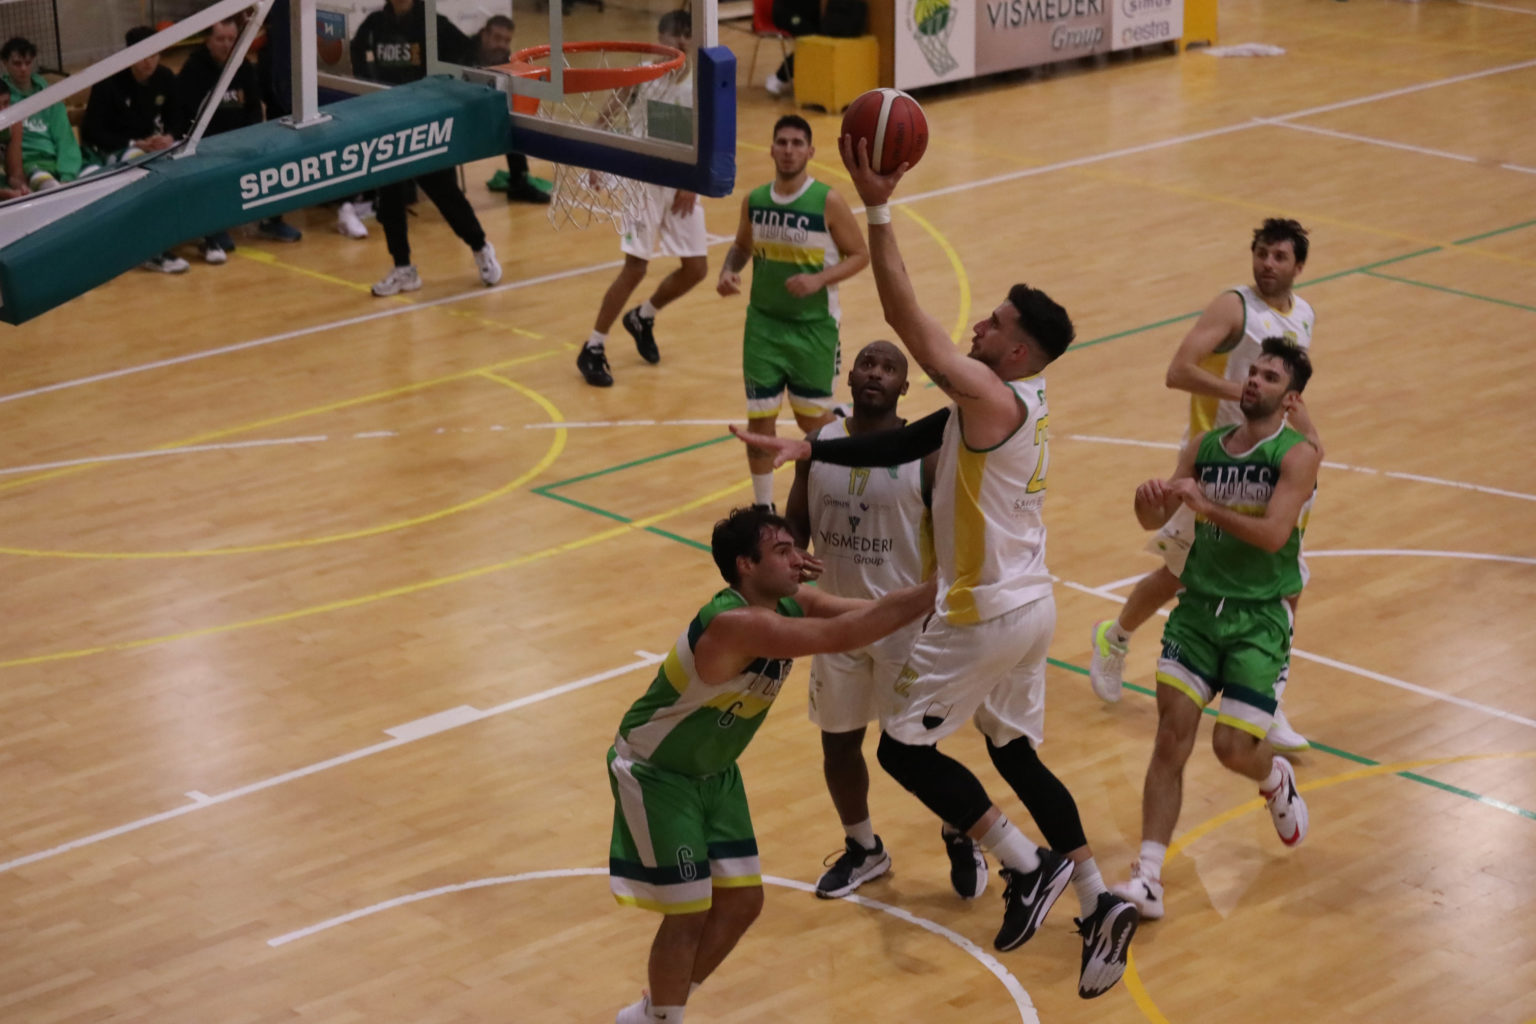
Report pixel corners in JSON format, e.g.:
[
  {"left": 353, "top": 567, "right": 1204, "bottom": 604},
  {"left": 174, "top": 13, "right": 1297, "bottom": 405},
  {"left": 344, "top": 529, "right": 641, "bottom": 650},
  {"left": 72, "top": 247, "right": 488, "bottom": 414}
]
[
  {"left": 876, "top": 733, "right": 993, "bottom": 831},
  {"left": 986, "top": 736, "right": 1087, "bottom": 852}
]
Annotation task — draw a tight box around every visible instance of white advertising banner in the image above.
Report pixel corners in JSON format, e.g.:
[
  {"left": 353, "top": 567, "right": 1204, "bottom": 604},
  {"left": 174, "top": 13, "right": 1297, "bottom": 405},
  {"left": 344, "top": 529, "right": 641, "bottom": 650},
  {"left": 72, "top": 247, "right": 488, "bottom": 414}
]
[
  {"left": 895, "top": 0, "right": 978, "bottom": 90},
  {"left": 1111, "top": 0, "right": 1183, "bottom": 51}
]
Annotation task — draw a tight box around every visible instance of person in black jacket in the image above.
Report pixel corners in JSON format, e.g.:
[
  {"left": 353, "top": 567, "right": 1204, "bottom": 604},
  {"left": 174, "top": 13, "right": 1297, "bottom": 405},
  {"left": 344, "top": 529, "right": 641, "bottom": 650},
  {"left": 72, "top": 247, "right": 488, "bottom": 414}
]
[
  {"left": 82, "top": 26, "right": 184, "bottom": 162},
  {"left": 82, "top": 26, "right": 191, "bottom": 273},
  {"left": 351, "top": 0, "right": 501, "bottom": 296},
  {"left": 176, "top": 17, "right": 301, "bottom": 262}
]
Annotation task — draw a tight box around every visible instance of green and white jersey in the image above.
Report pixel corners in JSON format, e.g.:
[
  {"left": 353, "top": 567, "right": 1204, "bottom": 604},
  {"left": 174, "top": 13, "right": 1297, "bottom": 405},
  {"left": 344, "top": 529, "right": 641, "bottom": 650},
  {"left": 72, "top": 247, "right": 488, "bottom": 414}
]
[
  {"left": 748, "top": 179, "right": 841, "bottom": 324},
  {"left": 1182, "top": 423, "right": 1315, "bottom": 601},
  {"left": 615, "top": 588, "right": 804, "bottom": 777}
]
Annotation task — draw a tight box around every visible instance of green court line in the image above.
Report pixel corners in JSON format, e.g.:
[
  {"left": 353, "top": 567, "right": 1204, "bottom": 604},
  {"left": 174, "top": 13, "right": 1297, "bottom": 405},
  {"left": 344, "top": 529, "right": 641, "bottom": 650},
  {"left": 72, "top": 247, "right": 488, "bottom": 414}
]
[
  {"left": 533, "top": 434, "right": 735, "bottom": 492},
  {"left": 1046, "top": 657, "right": 1536, "bottom": 822},
  {"left": 539, "top": 490, "right": 630, "bottom": 524},
  {"left": 1362, "top": 269, "right": 1536, "bottom": 314},
  {"left": 1453, "top": 218, "right": 1536, "bottom": 245},
  {"left": 537, "top": 488, "right": 711, "bottom": 551}
]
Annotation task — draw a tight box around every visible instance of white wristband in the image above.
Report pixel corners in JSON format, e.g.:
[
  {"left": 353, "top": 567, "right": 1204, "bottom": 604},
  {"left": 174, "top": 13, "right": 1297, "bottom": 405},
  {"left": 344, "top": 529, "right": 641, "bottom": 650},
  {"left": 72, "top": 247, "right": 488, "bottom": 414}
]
[{"left": 866, "top": 204, "right": 892, "bottom": 226}]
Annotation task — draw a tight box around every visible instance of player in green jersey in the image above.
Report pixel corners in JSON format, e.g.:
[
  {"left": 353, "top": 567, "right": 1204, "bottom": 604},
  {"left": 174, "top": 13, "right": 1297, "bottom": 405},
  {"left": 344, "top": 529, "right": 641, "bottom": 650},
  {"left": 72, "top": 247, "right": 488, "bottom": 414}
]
[
  {"left": 717, "top": 115, "right": 870, "bottom": 512},
  {"left": 1111, "top": 338, "right": 1321, "bottom": 923},
  {"left": 610, "top": 505, "right": 934, "bottom": 1024}
]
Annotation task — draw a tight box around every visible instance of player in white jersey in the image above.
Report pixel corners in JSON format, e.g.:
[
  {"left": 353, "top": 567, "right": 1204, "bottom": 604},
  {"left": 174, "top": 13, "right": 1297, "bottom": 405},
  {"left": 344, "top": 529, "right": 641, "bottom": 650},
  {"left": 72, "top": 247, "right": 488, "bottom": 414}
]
[
  {"left": 732, "top": 138, "right": 1140, "bottom": 1001},
  {"left": 785, "top": 340, "right": 939, "bottom": 899},
  {"left": 576, "top": 11, "right": 708, "bottom": 388},
  {"left": 1088, "top": 218, "right": 1320, "bottom": 751}
]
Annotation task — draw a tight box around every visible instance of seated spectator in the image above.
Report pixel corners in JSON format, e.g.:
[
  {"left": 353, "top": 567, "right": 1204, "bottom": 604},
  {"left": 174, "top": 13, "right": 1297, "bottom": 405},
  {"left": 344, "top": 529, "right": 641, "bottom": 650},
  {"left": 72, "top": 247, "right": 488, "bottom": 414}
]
[
  {"left": 83, "top": 26, "right": 183, "bottom": 164},
  {"left": 2, "top": 36, "right": 96, "bottom": 189},
  {"left": 473, "top": 14, "right": 549, "bottom": 205},
  {"left": 176, "top": 18, "right": 301, "bottom": 263},
  {"left": 0, "top": 89, "right": 29, "bottom": 199},
  {"left": 82, "top": 25, "right": 189, "bottom": 272}
]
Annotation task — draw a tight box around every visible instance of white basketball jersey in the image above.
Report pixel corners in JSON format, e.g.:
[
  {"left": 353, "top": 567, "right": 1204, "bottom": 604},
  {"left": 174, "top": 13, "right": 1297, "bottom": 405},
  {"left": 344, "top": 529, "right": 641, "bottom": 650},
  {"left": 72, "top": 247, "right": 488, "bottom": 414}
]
[
  {"left": 807, "top": 417, "right": 928, "bottom": 600},
  {"left": 932, "top": 380, "right": 1053, "bottom": 625},
  {"left": 1192, "top": 286, "right": 1316, "bottom": 433}
]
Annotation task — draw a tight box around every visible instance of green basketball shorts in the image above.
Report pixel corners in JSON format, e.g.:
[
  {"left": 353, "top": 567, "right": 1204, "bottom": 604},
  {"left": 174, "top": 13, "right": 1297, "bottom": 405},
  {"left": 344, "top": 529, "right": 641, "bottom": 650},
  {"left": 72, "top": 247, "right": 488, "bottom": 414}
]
[
  {"left": 607, "top": 744, "right": 762, "bottom": 914},
  {"left": 1156, "top": 592, "right": 1294, "bottom": 738},
  {"left": 742, "top": 306, "right": 841, "bottom": 420}
]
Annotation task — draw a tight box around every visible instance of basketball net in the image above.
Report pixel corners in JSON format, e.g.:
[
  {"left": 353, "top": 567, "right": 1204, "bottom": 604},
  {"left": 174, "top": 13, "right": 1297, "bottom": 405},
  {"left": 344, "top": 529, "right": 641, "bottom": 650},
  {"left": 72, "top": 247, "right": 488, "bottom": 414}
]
[{"left": 510, "top": 44, "right": 689, "bottom": 232}]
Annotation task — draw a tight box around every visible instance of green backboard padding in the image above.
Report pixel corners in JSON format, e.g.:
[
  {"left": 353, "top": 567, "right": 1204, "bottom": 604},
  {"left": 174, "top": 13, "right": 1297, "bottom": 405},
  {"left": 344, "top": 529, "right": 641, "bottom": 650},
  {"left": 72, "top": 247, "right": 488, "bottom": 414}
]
[{"left": 0, "top": 76, "right": 511, "bottom": 324}]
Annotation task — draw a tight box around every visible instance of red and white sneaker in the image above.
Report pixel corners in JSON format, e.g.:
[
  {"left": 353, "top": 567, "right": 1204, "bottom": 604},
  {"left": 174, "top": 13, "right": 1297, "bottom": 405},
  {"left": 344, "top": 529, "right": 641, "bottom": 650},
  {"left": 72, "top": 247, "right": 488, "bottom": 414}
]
[{"left": 1261, "top": 755, "right": 1309, "bottom": 847}]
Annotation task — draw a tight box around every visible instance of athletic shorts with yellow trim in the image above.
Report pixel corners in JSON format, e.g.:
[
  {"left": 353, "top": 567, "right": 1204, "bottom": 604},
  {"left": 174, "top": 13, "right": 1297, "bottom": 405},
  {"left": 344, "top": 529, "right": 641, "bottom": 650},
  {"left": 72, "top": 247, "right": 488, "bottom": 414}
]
[
  {"left": 607, "top": 745, "right": 762, "bottom": 914},
  {"left": 1155, "top": 592, "right": 1292, "bottom": 738},
  {"left": 742, "top": 305, "right": 840, "bottom": 419}
]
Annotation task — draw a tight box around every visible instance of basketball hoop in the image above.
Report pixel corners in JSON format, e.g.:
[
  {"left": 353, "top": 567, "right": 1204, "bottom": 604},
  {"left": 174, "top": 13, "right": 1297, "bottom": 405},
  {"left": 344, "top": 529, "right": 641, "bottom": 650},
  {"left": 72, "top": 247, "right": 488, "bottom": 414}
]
[{"left": 504, "top": 41, "right": 689, "bottom": 232}]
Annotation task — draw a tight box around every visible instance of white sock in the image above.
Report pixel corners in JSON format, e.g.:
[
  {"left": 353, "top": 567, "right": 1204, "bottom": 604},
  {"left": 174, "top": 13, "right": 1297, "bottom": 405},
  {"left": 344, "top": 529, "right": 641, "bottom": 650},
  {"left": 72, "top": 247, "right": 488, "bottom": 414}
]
[
  {"left": 587, "top": 330, "right": 607, "bottom": 350},
  {"left": 639, "top": 299, "right": 659, "bottom": 319},
  {"left": 978, "top": 815, "right": 1041, "bottom": 874},
  {"left": 1260, "top": 759, "right": 1284, "bottom": 794},
  {"left": 1138, "top": 841, "right": 1167, "bottom": 881},
  {"left": 1109, "top": 619, "right": 1132, "bottom": 645},
  {"left": 650, "top": 1006, "right": 685, "bottom": 1023},
  {"left": 844, "top": 817, "right": 877, "bottom": 851},
  {"left": 751, "top": 472, "right": 774, "bottom": 507},
  {"left": 1071, "top": 856, "right": 1108, "bottom": 916}
]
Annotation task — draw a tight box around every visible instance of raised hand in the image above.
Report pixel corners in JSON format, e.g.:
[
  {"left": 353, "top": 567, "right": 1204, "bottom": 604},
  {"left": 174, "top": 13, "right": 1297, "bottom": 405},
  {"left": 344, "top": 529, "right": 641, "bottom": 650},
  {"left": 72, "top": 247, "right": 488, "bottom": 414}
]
[
  {"left": 837, "top": 135, "right": 909, "bottom": 209},
  {"left": 728, "top": 424, "right": 811, "bottom": 468}
]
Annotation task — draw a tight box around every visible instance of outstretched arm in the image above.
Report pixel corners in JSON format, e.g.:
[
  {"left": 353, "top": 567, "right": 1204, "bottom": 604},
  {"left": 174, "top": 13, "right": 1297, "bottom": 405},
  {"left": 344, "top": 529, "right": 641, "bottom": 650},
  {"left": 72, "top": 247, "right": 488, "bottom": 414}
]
[
  {"left": 694, "top": 579, "right": 937, "bottom": 683},
  {"left": 729, "top": 407, "right": 950, "bottom": 469},
  {"left": 839, "top": 137, "right": 1021, "bottom": 442}
]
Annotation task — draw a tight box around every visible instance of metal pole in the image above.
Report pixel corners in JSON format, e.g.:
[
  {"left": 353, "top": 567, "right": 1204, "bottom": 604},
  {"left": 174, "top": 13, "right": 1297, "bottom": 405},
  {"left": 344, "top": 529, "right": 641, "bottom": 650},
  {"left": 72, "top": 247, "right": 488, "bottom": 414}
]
[
  {"left": 285, "top": 0, "right": 330, "bottom": 128},
  {"left": 179, "top": 0, "right": 280, "bottom": 158},
  {"left": 0, "top": 0, "right": 271, "bottom": 134}
]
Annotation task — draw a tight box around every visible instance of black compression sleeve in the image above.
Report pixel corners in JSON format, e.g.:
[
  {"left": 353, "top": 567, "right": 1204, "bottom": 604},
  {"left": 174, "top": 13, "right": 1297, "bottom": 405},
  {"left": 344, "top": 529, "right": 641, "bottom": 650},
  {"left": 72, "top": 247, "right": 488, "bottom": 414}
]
[{"left": 807, "top": 407, "right": 950, "bottom": 468}]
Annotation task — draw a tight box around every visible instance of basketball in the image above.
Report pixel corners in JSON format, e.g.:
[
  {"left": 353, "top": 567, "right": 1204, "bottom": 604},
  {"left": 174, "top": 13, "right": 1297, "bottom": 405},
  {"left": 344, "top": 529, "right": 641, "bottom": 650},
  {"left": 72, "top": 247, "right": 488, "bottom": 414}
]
[{"left": 840, "top": 88, "right": 929, "bottom": 175}]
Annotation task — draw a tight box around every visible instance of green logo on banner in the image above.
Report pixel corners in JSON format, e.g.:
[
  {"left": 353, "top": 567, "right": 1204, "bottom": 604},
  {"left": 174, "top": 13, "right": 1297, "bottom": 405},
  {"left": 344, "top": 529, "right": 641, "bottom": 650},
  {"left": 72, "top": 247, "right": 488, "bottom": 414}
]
[{"left": 907, "top": 0, "right": 959, "bottom": 75}]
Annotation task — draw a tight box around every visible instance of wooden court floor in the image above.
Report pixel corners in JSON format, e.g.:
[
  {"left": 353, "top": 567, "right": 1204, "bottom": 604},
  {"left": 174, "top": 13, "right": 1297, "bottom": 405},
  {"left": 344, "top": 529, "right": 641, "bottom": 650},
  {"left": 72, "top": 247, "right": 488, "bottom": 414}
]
[{"left": 2, "top": 1, "right": 1534, "bottom": 1021}]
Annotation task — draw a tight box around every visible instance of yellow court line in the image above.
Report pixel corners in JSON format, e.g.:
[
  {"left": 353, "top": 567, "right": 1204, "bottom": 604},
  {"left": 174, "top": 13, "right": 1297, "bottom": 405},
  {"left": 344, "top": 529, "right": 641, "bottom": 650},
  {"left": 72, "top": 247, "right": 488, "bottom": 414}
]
[
  {"left": 1124, "top": 749, "right": 1536, "bottom": 1024},
  {"left": 0, "top": 476, "right": 753, "bottom": 670},
  {"left": 236, "top": 249, "right": 545, "bottom": 339},
  {"left": 0, "top": 369, "right": 568, "bottom": 559},
  {"left": 0, "top": 347, "right": 565, "bottom": 497}
]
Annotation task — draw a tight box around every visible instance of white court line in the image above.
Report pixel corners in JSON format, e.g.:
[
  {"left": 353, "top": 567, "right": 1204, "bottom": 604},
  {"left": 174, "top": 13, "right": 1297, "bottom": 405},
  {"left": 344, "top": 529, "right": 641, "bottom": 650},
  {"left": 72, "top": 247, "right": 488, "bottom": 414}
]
[
  {"left": 523, "top": 418, "right": 797, "bottom": 429},
  {"left": 5, "top": 56, "right": 1534, "bottom": 410},
  {"left": 1266, "top": 57, "right": 1536, "bottom": 121},
  {"left": 1094, "top": 548, "right": 1536, "bottom": 592},
  {"left": 1459, "top": 0, "right": 1536, "bottom": 14},
  {"left": 1061, "top": 580, "right": 1536, "bottom": 730},
  {"left": 0, "top": 652, "right": 665, "bottom": 876},
  {"left": 1260, "top": 119, "right": 1478, "bottom": 164},
  {"left": 264, "top": 869, "right": 1040, "bottom": 1024},
  {"left": 1382, "top": 470, "right": 1536, "bottom": 502},
  {"left": 1262, "top": 119, "right": 1536, "bottom": 176},
  {"left": 0, "top": 258, "right": 624, "bottom": 407},
  {"left": 0, "top": 435, "right": 332, "bottom": 475}
]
